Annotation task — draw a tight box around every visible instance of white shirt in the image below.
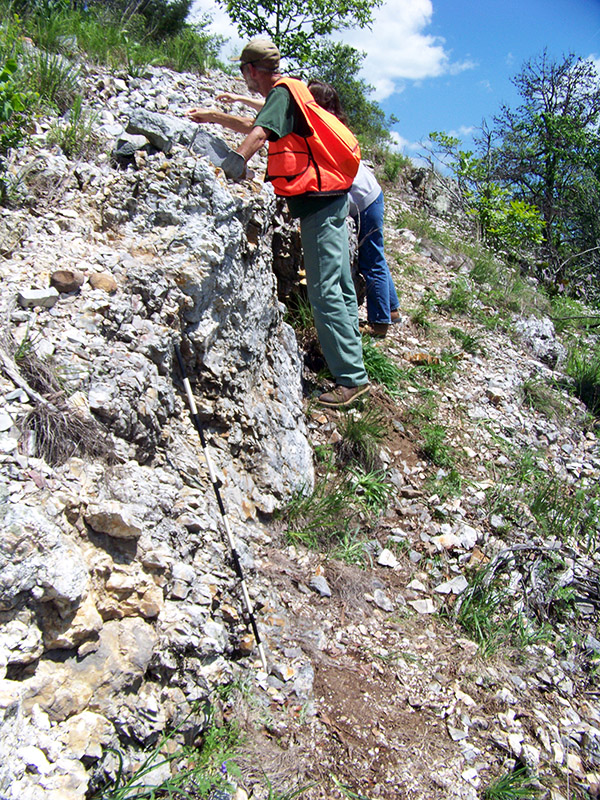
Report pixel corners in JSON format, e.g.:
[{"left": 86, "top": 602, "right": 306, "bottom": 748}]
[{"left": 348, "top": 162, "right": 382, "bottom": 217}]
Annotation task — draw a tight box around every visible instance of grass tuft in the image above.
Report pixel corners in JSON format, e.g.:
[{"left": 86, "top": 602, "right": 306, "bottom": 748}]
[
  {"left": 420, "top": 424, "right": 454, "bottom": 468},
  {"left": 361, "top": 335, "right": 406, "bottom": 393},
  {"left": 336, "top": 406, "right": 386, "bottom": 471},
  {"left": 565, "top": 342, "right": 600, "bottom": 415},
  {"left": 482, "top": 766, "right": 542, "bottom": 800}
]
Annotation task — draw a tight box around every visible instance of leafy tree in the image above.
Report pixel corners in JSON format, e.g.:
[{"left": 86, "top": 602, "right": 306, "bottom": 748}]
[
  {"left": 427, "top": 130, "right": 543, "bottom": 256},
  {"left": 136, "top": 0, "right": 192, "bottom": 39},
  {"left": 490, "top": 50, "right": 600, "bottom": 282},
  {"left": 304, "top": 41, "right": 392, "bottom": 151},
  {"left": 217, "top": 0, "right": 383, "bottom": 66}
]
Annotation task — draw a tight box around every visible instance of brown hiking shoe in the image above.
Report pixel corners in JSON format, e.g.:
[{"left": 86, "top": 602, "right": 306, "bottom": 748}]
[
  {"left": 367, "top": 322, "right": 389, "bottom": 338},
  {"left": 317, "top": 383, "right": 370, "bottom": 408},
  {"left": 359, "top": 322, "right": 389, "bottom": 338}
]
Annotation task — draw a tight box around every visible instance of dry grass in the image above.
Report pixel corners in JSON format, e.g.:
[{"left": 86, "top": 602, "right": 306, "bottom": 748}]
[{"left": 1, "top": 332, "right": 115, "bottom": 467}]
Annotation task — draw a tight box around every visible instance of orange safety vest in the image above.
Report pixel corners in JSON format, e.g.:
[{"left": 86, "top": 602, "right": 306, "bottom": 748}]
[{"left": 265, "top": 78, "right": 361, "bottom": 197}]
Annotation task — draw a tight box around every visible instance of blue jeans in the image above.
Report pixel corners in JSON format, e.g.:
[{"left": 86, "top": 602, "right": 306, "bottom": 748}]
[
  {"left": 355, "top": 191, "right": 399, "bottom": 324},
  {"left": 300, "top": 195, "right": 368, "bottom": 387}
]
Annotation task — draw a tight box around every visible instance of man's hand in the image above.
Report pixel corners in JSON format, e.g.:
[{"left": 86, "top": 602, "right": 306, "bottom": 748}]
[
  {"left": 215, "top": 92, "right": 240, "bottom": 103},
  {"left": 185, "top": 107, "right": 215, "bottom": 124},
  {"left": 221, "top": 151, "right": 247, "bottom": 182}
]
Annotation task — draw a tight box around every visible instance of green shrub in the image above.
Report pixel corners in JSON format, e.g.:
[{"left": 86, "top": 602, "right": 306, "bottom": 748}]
[
  {"left": 565, "top": 342, "right": 600, "bottom": 415},
  {"left": 0, "top": 58, "right": 37, "bottom": 154},
  {"left": 47, "top": 93, "right": 99, "bottom": 157},
  {"left": 380, "top": 150, "right": 407, "bottom": 183},
  {"left": 439, "top": 278, "right": 471, "bottom": 313},
  {"left": 23, "top": 48, "right": 78, "bottom": 111},
  {"left": 162, "top": 25, "right": 221, "bottom": 72}
]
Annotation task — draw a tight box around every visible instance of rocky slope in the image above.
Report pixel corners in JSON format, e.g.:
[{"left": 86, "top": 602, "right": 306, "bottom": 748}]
[{"left": 0, "top": 56, "right": 599, "bottom": 800}]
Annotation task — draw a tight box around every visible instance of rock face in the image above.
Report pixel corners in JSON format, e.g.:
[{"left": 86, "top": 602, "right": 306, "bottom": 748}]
[{"left": 0, "top": 60, "right": 314, "bottom": 799}]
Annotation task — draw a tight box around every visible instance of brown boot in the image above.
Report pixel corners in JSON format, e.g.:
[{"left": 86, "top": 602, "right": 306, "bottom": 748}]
[
  {"left": 368, "top": 322, "right": 389, "bottom": 338},
  {"left": 317, "top": 384, "right": 370, "bottom": 408}
]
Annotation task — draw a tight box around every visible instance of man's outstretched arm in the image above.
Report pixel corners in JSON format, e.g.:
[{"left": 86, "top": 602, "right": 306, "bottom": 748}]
[{"left": 185, "top": 107, "right": 255, "bottom": 134}]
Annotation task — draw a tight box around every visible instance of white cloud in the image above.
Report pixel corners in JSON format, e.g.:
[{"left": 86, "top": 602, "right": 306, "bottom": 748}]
[
  {"left": 447, "top": 125, "right": 475, "bottom": 139},
  {"left": 191, "top": 0, "right": 475, "bottom": 101},
  {"left": 389, "top": 130, "right": 420, "bottom": 152},
  {"left": 339, "top": 0, "right": 475, "bottom": 100}
]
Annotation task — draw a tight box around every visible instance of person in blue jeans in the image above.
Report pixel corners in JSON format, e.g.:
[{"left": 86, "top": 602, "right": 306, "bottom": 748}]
[{"left": 308, "top": 81, "right": 401, "bottom": 338}]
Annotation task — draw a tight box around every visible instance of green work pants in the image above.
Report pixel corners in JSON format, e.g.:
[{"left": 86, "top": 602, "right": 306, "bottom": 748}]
[{"left": 299, "top": 194, "right": 368, "bottom": 387}]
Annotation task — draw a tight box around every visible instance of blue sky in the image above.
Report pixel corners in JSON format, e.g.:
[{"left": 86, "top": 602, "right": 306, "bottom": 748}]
[{"left": 191, "top": 0, "right": 600, "bottom": 156}]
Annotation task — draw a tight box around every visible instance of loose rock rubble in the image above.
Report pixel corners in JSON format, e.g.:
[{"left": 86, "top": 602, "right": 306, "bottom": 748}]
[{"left": 0, "top": 55, "right": 599, "bottom": 800}]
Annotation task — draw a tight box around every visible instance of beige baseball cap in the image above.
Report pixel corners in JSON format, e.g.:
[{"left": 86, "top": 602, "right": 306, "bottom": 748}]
[{"left": 233, "top": 38, "right": 280, "bottom": 70}]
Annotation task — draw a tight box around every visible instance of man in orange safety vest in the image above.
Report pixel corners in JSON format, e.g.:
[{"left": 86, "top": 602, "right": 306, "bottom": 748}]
[{"left": 186, "top": 39, "right": 369, "bottom": 408}]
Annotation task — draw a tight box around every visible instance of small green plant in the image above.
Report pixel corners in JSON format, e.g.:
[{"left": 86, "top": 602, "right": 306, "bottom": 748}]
[
  {"left": 285, "top": 290, "right": 314, "bottom": 331},
  {"left": 565, "top": 342, "right": 600, "bottom": 415},
  {"left": 380, "top": 150, "right": 407, "bottom": 183},
  {"left": 162, "top": 27, "right": 222, "bottom": 73},
  {"left": 314, "top": 443, "right": 335, "bottom": 465},
  {"left": 470, "top": 250, "right": 499, "bottom": 286},
  {"left": 331, "top": 529, "right": 368, "bottom": 565},
  {"left": 395, "top": 208, "right": 443, "bottom": 244},
  {"left": 428, "top": 466, "right": 463, "bottom": 500},
  {"left": 520, "top": 377, "right": 566, "bottom": 420},
  {"left": 528, "top": 478, "right": 599, "bottom": 542},
  {"left": 23, "top": 48, "right": 79, "bottom": 112},
  {"left": 13, "top": 325, "right": 38, "bottom": 361},
  {"left": 501, "top": 611, "right": 553, "bottom": 650},
  {"left": 30, "top": 5, "right": 71, "bottom": 53},
  {"left": 449, "top": 326, "right": 482, "bottom": 355},
  {"left": 482, "top": 766, "right": 542, "bottom": 799},
  {"left": 283, "top": 476, "right": 355, "bottom": 548},
  {"left": 439, "top": 278, "right": 471, "bottom": 313},
  {"left": 265, "top": 781, "right": 313, "bottom": 800},
  {"left": 420, "top": 424, "right": 454, "bottom": 468},
  {"left": 282, "top": 460, "right": 391, "bottom": 550},
  {"left": 121, "top": 31, "right": 158, "bottom": 78},
  {"left": 410, "top": 350, "right": 459, "bottom": 382},
  {"left": 403, "top": 391, "right": 437, "bottom": 424},
  {"left": 408, "top": 304, "right": 432, "bottom": 331},
  {"left": 361, "top": 335, "right": 406, "bottom": 394},
  {"left": 453, "top": 568, "right": 508, "bottom": 657},
  {"left": 550, "top": 294, "right": 599, "bottom": 334},
  {"left": 398, "top": 256, "right": 422, "bottom": 278},
  {"left": 347, "top": 466, "right": 392, "bottom": 513},
  {"left": 330, "top": 774, "right": 371, "bottom": 800},
  {"left": 337, "top": 406, "right": 386, "bottom": 470},
  {"left": 47, "top": 93, "right": 99, "bottom": 157},
  {"left": 94, "top": 712, "right": 242, "bottom": 799}
]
